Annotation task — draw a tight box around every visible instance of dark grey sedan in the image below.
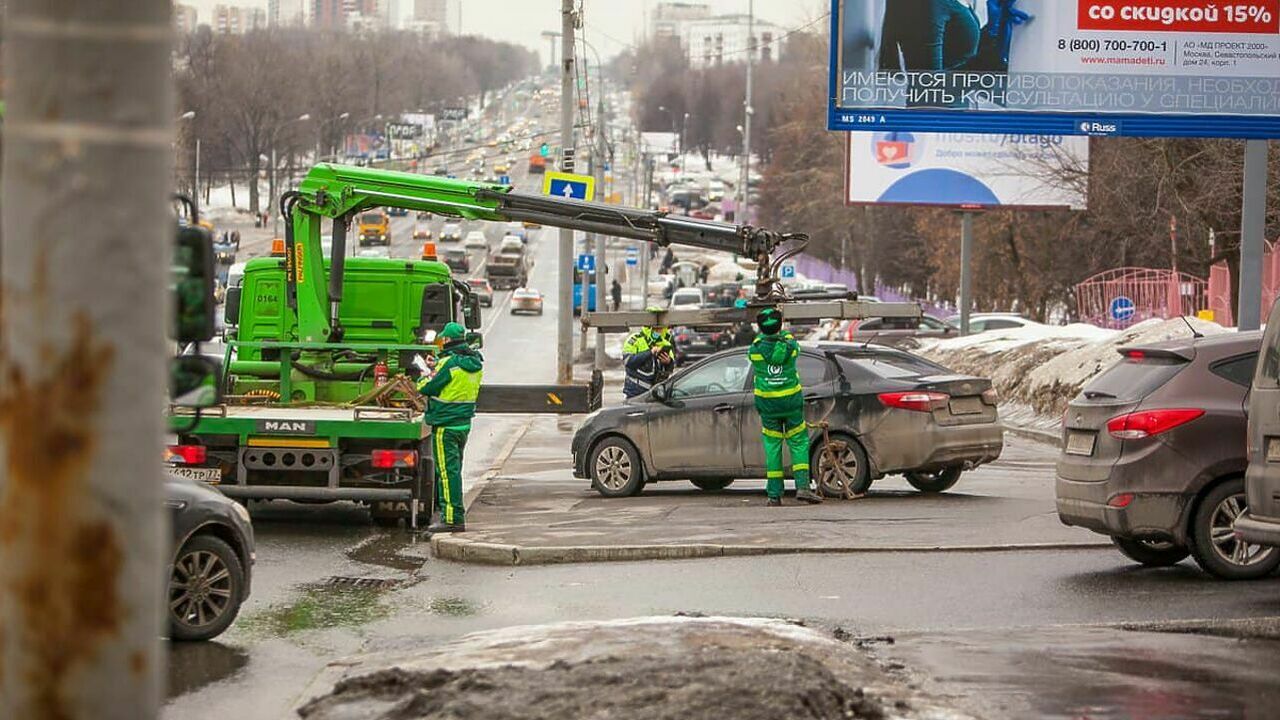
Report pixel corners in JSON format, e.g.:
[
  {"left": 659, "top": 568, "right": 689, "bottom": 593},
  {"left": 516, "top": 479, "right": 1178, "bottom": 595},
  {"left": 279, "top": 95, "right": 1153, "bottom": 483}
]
[
  {"left": 166, "top": 471, "right": 255, "bottom": 641},
  {"left": 572, "top": 343, "right": 1004, "bottom": 498}
]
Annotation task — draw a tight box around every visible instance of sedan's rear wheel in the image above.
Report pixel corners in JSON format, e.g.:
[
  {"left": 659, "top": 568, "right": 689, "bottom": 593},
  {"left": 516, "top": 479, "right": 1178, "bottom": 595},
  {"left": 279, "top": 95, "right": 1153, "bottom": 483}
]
[
  {"left": 691, "top": 478, "right": 734, "bottom": 492},
  {"left": 813, "top": 434, "right": 871, "bottom": 498},
  {"left": 590, "top": 437, "right": 644, "bottom": 498},
  {"left": 169, "top": 535, "right": 245, "bottom": 641},
  {"left": 1112, "top": 537, "right": 1189, "bottom": 567},
  {"left": 1189, "top": 478, "right": 1280, "bottom": 580},
  {"left": 904, "top": 467, "right": 963, "bottom": 493}
]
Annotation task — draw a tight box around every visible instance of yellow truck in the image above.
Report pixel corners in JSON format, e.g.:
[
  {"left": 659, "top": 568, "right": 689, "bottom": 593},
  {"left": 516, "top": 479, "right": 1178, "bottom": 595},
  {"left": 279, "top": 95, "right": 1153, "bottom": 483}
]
[{"left": 357, "top": 209, "right": 391, "bottom": 246}]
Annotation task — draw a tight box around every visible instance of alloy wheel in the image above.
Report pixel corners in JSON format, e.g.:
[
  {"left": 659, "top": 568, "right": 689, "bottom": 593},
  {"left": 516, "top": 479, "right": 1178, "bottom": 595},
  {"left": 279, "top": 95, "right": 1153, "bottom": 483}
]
[
  {"left": 1209, "top": 492, "right": 1275, "bottom": 567},
  {"left": 170, "top": 549, "right": 234, "bottom": 630},
  {"left": 817, "top": 444, "right": 859, "bottom": 494},
  {"left": 595, "top": 445, "right": 633, "bottom": 492}
]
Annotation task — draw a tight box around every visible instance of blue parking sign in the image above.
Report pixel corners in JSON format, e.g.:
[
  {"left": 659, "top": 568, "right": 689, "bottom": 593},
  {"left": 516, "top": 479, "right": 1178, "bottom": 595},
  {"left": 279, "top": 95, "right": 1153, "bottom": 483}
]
[
  {"left": 577, "top": 254, "right": 595, "bottom": 272},
  {"left": 780, "top": 264, "right": 796, "bottom": 279},
  {"left": 625, "top": 248, "right": 639, "bottom": 267}
]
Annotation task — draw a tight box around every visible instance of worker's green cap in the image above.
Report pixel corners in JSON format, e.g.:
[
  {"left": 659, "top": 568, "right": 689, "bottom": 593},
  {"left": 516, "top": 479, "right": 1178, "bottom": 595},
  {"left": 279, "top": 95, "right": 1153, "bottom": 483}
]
[
  {"left": 757, "top": 308, "right": 783, "bottom": 334},
  {"left": 440, "top": 322, "right": 466, "bottom": 340}
]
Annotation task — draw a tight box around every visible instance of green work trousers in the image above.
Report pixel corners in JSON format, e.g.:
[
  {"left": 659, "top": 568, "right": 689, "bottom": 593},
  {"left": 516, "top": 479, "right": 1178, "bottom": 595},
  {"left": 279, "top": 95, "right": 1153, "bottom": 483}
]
[
  {"left": 761, "top": 411, "right": 811, "bottom": 499},
  {"left": 431, "top": 425, "right": 469, "bottom": 524}
]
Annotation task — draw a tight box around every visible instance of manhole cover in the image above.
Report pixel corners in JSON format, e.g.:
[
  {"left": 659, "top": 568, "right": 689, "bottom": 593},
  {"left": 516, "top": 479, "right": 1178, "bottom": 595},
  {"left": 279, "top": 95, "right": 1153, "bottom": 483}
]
[{"left": 323, "top": 576, "right": 401, "bottom": 590}]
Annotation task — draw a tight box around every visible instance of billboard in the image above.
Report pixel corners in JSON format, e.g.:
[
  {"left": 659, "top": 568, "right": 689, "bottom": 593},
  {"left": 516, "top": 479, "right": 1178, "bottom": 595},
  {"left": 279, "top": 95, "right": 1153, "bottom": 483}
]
[
  {"left": 846, "top": 131, "right": 1088, "bottom": 209},
  {"left": 830, "top": 0, "right": 1280, "bottom": 138}
]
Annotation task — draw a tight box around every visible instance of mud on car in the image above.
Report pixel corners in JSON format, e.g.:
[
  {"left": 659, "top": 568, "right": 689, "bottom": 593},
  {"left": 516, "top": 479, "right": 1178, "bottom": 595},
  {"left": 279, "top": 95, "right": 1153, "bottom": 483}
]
[{"left": 573, "top": 342, "right": 1004, "bottom": 498}]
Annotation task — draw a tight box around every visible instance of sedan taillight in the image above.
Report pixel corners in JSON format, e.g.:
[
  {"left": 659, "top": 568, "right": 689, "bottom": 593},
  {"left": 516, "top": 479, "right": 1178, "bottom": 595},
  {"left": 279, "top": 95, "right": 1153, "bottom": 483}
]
[
  {"left": 878, "top": 391, "right": 949, "bottom": 413},
  {"left": 1106, "top": 409, "right": 1204, "bottom": 440}
]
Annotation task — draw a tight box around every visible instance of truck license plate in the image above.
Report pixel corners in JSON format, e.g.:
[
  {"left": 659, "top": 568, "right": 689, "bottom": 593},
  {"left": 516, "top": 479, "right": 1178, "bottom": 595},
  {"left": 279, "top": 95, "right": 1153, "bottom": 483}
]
[
  {"left": 168, "top": 466, "right": 222, "bottom": 484},
  {"left": 1065, "top": 432, "right": 1096, "bottom": 457}
]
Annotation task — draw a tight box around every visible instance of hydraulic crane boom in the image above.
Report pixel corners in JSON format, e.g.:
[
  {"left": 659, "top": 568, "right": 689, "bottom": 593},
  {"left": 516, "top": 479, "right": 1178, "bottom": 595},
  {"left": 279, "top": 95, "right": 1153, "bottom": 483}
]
[{"left": 284, "top": 163, "right": 814, "bottom": 343}]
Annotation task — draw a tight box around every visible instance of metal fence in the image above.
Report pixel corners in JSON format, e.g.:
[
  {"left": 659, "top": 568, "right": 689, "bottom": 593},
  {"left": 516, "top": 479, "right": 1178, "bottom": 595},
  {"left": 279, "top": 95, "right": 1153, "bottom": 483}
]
[
  {"left": 1207, "top": 241, "right": 1280, "bottom": 327},
  {"left": 1075, "top": 267, "right": 1208, "bottom": 329}
]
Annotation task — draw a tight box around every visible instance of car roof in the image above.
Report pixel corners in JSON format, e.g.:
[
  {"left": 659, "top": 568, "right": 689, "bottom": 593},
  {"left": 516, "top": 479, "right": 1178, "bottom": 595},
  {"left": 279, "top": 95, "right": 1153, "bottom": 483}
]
[{"left": 1122, "top": 330, "right": 1262, "bottom": 357}]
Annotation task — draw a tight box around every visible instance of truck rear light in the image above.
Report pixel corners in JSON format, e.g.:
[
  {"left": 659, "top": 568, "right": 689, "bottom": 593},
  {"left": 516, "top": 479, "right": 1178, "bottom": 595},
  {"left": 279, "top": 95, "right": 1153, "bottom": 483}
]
[
  {"left": 878, "top": 391, "right": 949, "bottom": 413},
  {"left": 165, "top": 445, "right": 206, "bottom": 465},
  {"left": 1106, "top": 409, "right": 1204, "bottom": 440},
  {"left": 372, "top": 449, "right": 418, "bottom": 469}
]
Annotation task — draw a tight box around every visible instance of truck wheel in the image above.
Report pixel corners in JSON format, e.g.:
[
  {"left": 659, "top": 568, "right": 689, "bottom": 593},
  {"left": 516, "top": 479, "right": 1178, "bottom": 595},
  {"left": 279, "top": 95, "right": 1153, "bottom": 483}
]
[
  {"left": 905, "top": 467, "right": 963, "bottom": 493},
  {"left": 169, "top": 534, "right": 246, "bottom": 642},
  {"left": 590, "top": 437, "right": 644, "bottom": 498},
  {"left": 1112, "top": 537, "right": 1189, "bottom": 567},
  {"left": 1189, "top": 478, "right": 1280, "bottom": 580}
]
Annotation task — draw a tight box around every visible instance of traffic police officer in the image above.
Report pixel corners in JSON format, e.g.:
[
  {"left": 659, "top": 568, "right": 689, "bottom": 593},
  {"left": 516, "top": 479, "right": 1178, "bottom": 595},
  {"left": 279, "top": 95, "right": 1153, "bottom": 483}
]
[
  {"left": 622, "top": 307, "right": 676, "bottom": 398},
  {"left": 748, "top": 308, "right": 823, "bottom": 507},
  {"left": 416, "top": 322, "right": 484, "bottom": 532}
]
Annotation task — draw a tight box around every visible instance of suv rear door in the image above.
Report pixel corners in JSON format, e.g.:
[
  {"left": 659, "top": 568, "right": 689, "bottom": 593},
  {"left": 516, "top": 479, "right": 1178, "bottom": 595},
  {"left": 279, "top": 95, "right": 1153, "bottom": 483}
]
[{"left": 1247, "top": 302, "right": 1280, "bottom": 530}]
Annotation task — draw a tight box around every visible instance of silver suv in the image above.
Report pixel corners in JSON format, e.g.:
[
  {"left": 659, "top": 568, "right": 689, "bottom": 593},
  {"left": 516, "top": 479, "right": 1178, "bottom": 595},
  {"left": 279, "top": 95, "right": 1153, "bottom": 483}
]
[{"left": 1238, "top": 301, "right": 1280, "bottom": 550}]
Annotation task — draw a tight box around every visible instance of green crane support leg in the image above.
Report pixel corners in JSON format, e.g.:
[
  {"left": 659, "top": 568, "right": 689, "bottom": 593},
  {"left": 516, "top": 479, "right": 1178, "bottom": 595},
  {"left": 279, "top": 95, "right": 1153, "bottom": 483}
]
[{"left": 762, "top": 413, "right": 811, "bottom": 500}]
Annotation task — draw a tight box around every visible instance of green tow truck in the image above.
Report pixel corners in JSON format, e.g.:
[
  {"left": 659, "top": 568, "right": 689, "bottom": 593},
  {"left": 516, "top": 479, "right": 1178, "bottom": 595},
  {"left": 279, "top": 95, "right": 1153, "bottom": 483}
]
[{"left": 167, "top": 163, "right": 919, "bottom": 527}]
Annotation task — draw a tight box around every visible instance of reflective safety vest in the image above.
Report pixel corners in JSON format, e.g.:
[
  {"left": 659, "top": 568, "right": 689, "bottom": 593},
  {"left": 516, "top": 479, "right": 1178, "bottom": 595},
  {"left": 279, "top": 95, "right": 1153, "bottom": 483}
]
[
  {"left": 417, "top": 346, "right": 484, "bottom": 428},
  {"left": 748, "top": 331, "right": 803, "bottom": 416}
]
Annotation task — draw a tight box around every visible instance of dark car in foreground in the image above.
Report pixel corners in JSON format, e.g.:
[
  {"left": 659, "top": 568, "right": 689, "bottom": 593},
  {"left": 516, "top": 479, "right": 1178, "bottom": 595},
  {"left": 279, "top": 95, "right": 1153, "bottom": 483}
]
[
  {"left": 1056, "top": 332, "right": 1279, "bottom": 580},
  {"left": 165, "top": 459, "right": 255, "bottom": 640},
  {"left": 1238, "top": 303, "right": 1280, "bottom": 551},
  {"left": 573, "top": 342, "right": 1004, "bottom": 498}
]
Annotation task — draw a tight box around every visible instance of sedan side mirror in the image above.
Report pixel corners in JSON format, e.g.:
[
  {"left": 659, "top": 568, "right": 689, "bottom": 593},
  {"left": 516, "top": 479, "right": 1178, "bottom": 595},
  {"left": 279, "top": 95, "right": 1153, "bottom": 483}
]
[{"left": 651, "top": 383, "right": 669, "bottom": 403}]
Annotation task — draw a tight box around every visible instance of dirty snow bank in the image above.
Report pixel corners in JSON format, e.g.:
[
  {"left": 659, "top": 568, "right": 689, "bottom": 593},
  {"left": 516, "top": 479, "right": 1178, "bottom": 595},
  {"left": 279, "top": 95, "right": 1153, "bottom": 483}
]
[{"left": 917, "top": 318, "right": 1231, "bottom": 424}]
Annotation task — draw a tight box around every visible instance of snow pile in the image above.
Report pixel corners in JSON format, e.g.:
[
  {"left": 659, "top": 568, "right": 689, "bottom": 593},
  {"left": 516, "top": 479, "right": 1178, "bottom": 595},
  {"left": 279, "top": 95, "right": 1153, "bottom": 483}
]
[{"left": 917, "top": 318, "right": 1231, "bottom": 423}]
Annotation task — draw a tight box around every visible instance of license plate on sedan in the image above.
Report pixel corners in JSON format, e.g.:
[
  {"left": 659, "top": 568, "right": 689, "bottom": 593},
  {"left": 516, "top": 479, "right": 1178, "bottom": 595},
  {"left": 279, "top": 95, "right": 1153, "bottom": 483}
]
[
  {"left": 1065, "top": 432, "right": 1096, "bottom": 457},
  {"left": 168, "top": 466, "right": 222, "bottom": 484},
  {"left": 949, "top": 397, "right": 984, "bottom": 415}
]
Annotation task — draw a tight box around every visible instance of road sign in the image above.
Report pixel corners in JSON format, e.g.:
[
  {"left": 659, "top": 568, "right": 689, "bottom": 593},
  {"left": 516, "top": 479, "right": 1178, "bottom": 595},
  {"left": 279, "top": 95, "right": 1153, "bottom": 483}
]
[
  {"left": 499, "top": 175, "right": 512, "bottom": 186},
  {"left": 542, "top": 171, "right": 596, "bottom": 201},
  {"left": 440, "top": 107, "right": 468, "bottom": 122},
  {"left": 577, "top": 254, "right": 595, "bottom": 272},
  {"left": 626, "top": 247, "right": 639, "bottom": 267},
  {"left": 780, "top": 263, "right": 797, "bottom": 279},
  {"left": 1109, "top": 296, "right": 1136, "bottom": 322}
]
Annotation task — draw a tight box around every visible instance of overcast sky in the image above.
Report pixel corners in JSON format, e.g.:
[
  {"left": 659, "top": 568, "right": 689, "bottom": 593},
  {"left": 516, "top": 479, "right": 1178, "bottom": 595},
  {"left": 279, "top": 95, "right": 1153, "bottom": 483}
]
[{"left": 184, "top": 0, "right": 829, "bottom": 58}]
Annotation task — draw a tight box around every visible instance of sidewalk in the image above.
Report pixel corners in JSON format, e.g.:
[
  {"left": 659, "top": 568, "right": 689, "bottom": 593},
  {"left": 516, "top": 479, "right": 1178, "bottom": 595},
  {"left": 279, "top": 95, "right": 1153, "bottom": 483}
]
[{"left": 432, "top": 415, "right": 1108, "bottom": 565}]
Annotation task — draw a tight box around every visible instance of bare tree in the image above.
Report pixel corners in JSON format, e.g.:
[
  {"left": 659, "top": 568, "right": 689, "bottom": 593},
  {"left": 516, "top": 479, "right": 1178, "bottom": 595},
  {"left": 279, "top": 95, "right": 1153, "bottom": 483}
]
[{"left": 1, "top": 1, "right": 170, "bottom": 718}]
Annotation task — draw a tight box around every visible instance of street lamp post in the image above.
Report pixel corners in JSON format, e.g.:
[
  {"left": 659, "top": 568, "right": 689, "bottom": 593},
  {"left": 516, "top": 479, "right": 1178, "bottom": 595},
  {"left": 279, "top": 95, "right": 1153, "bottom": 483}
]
[
  {"left": 179, "top": 111, "right": 198, "bottom": 203},
  {"left": 315, "top": 111, "right": 351, "bottom": 163},
  {"left": 270, "top": 113, "right": 311, "bottom": 235}
]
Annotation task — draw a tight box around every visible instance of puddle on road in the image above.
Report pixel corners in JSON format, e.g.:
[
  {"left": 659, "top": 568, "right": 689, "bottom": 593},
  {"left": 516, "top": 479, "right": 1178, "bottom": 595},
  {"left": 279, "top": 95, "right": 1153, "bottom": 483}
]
[
  {"left": 166, "top": 641, "right": 249, "bottom": 699},
  {"left": 346, "top": 531, "right": 429, "bottom": 574},
  {"left": 241, "top": 583, "right": 393, "bottom": 636}
]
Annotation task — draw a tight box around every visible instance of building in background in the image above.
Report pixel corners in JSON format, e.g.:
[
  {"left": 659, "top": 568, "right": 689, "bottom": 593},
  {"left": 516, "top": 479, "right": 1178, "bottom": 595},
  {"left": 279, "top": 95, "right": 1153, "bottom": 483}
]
[
  {"left": 311, "top": 0, "right": 351, "bottom": 29},
  {"left": 685, "top": 14, "right": 780, "bottom": 67},
  {"left": 213, "top": 4, "right": 266, "bottom": 34},
  {"left": 382, "top": 0, "right": 400, "bottom": 29},
  {"left": 173, "top": 3, "right": 199, "bottom": 34},
  {"left": 650, "top": 1, "right": 710, "bottom": 40}
]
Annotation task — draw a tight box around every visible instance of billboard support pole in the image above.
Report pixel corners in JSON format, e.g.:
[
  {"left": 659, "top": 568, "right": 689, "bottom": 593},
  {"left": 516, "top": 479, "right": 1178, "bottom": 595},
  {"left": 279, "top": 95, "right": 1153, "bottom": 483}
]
[
  {"left": 557, "top": 0, "right": 576, "bottom": 383},
  {"left": 1238, "top": 139, "right": 1268, "bottom": 332},
  {"left": 959, "top": 212, "right": 975, "bottom": 336}
]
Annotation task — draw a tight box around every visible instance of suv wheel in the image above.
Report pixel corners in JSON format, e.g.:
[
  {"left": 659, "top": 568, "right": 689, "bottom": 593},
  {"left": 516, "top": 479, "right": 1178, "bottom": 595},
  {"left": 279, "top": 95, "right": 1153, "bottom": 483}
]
[
  {"left": 1112, "top": 537, "right": 1189, "bottom": 567},
  {"left": 169, "top": 534, "right": 246, "bottom": 641},
  {"left": 590, "top": 437, "right": 644, "bottom": 498},
  {"left": 904, "top": 467, "right": 963, "bottom": 493},
  {"left": 1189, "top": 478, "right": 1280, "bottom": 580}
]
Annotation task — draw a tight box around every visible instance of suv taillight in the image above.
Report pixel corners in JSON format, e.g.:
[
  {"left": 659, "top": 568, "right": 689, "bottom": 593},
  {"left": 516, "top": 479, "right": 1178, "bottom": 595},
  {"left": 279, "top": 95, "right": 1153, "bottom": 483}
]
[
  {"left": 878, "top": 391, "right": 949, "bottom": 413},
  {"left": 1106, "top": 409, "right": 1204, "bottom": 440},
  {"left": 165, "top": 445, "right": 206, "bottom": 465},
  {"left": 372, "top": 449, "right": 418, "bottom": 469}
]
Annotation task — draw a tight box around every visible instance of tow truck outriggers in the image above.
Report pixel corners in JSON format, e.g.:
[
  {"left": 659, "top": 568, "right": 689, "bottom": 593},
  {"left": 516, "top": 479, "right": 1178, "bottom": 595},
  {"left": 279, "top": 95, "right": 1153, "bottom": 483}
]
[{"left": 167, "top": 163, "right": 920, "bottom": 528}]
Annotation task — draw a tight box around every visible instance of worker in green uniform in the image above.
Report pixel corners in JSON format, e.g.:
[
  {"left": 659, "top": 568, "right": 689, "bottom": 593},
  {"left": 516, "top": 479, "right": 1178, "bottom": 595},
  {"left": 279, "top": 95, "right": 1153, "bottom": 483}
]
[
  {"left": 416, "top": 322, "right": 484, "bottom": 533},
  {"left": 748, "top": 308, "right": 823, "bottom": 507}
]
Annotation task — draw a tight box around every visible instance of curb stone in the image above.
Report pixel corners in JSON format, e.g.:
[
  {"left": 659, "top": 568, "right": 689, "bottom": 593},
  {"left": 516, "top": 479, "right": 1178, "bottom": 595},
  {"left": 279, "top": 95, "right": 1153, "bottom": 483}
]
[{"left": 429, "top": 536, "right": 1112, "bottom": 566}]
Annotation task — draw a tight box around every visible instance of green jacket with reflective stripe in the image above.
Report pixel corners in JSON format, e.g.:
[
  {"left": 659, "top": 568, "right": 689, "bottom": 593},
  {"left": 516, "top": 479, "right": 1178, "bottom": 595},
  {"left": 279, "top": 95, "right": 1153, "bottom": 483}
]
[
  {"left": 748, "top": 331, "right": 803, "bottom": 416},
  {"left": 417, "top": 342, "right": 484, "bottom": 428}
]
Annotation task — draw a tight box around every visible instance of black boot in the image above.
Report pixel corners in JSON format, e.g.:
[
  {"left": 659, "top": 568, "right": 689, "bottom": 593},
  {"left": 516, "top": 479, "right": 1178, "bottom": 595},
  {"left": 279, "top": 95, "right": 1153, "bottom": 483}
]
[
  {"left": 794, "top": 488, "right": 823, "bottom": 505},
  {"left": 766, "top": 497, "right": 782, "bottom": 507},
  {"left": 428, "top": 521, "right": 466, "bottom": 533}
]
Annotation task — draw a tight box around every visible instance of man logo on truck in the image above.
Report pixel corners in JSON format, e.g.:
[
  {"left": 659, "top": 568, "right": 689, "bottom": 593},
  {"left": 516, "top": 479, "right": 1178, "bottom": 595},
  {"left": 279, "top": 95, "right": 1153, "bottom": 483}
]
[{"left": 257, "top": 420, "right": 315, "bottom": 433}]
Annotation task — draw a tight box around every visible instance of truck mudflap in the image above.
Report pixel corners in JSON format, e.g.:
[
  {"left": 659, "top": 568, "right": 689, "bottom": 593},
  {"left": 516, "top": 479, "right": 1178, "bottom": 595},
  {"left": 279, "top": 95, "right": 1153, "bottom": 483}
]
[{"left": 477, "top": 371, "right": 603, "bottom": 414}]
